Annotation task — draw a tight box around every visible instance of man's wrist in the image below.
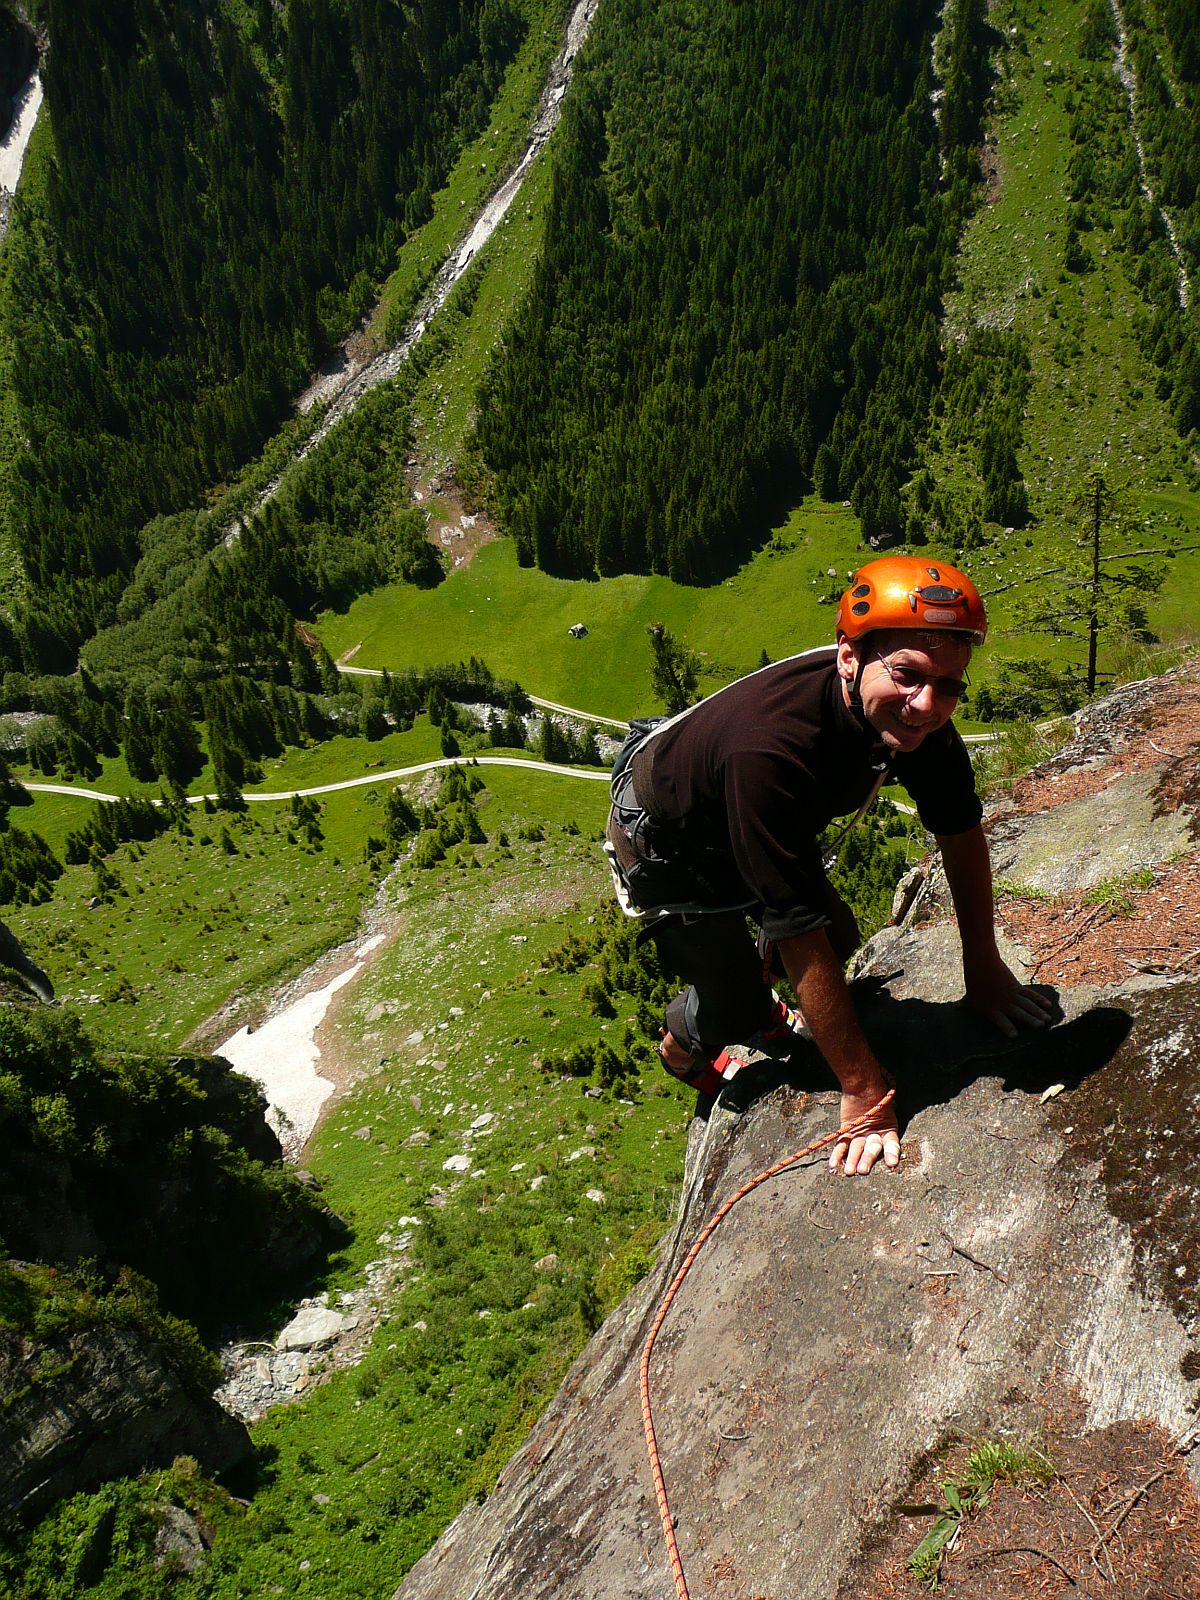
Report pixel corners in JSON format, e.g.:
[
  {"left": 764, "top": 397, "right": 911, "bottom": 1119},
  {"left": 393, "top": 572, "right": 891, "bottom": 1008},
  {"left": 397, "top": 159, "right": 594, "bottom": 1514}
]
[
  {"left": 961, "top": 933, "right": 1004, "bottom": 971},
  {"left": 836, "top": 1062, "right": 893, "bottom": 1098}
]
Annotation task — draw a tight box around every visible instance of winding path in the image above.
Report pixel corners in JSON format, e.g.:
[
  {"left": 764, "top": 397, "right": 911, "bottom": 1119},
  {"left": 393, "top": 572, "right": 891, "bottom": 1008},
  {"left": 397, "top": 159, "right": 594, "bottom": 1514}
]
[
  {"left": 23, "top": 753, "right": 612, "bottom": 808},
  {"left": 339, "top": 664, "right": 630, "bottom": 730},
  {"left": 19, "top": 700, "right": 1017, "bottom": 809}
]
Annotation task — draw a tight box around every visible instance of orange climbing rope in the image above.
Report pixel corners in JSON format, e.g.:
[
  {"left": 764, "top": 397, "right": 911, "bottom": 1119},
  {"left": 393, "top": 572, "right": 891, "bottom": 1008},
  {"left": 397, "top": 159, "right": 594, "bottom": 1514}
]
[{"left": 639, "top": 1089, "right": 896, "bottom": 1600}]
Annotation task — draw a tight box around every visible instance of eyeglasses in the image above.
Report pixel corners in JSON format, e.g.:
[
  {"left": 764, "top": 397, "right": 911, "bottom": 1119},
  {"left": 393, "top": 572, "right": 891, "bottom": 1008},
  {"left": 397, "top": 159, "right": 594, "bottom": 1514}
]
[{"left": 873, "top": 652, "right": 968, "bottom": 702}]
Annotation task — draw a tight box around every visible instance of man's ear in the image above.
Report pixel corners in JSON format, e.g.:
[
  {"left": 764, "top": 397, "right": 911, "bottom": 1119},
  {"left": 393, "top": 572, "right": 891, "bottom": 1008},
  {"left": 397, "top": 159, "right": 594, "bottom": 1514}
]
[{"left": 835, "top": 635, "right": 859, "bottom": 684}]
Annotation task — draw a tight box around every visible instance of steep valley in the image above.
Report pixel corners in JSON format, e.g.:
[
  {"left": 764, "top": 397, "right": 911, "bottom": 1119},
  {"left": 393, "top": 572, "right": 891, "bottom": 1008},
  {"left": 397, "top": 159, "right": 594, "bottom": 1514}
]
[{"left": 1, "top": 0, "right": 1200, "bottom": 1595}]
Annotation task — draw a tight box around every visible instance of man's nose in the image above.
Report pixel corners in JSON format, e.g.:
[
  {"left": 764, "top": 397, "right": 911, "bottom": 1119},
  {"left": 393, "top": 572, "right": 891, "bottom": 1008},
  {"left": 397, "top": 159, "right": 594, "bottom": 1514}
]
[{"left": 907, "top": 680, "right": 939, "bottom": 715}]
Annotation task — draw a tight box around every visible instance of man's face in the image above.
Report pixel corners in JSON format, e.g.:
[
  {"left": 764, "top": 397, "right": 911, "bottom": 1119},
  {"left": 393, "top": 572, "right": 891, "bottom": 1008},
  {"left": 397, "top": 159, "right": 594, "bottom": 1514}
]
[{"left": 836, "top": 630, "right": 972, "bottom": 753}]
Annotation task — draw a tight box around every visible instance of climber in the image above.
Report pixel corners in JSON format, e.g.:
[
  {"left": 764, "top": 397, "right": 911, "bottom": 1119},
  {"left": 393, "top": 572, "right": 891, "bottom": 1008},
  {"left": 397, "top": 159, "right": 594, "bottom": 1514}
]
[{"left": 605, "top": 555, "right": 1055, "bottom": 1177}]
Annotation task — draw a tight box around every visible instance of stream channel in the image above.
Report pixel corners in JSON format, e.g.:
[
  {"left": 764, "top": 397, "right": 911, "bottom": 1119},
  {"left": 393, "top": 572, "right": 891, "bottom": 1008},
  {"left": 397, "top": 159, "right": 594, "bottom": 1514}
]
[
  {"left": 0, "top": 68, "right": 41, "bottom": 237},
  {"left": 1, "top": 9, "right": 601, "bottom": 1151}
]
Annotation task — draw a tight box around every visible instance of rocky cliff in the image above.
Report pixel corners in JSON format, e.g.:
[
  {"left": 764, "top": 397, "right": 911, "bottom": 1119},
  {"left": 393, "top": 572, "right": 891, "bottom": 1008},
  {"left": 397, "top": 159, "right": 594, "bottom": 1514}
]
[
  {"left": 0, "top": 1313, "right": 250, "bottom": 1523},
  {"left": 395, "top": 660, "right": 1200, "bottom": 1600},
  {"left": 0, "top": 959, "right": 342, "bottom": 1524},
  {"left": 0, "top": 1026, "right": 337, "bottom": 1330}
]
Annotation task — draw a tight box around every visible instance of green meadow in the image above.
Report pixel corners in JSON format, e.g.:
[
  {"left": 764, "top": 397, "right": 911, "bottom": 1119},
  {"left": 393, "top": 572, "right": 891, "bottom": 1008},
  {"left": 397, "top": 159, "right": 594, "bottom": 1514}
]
[
  {"left": 317, "top": 490, "right": 1200, "bottom": 728},
  {"left": 5, "top": 750, "right": 612, "bottom": 1055},
  {"left": 4, "top": 762, "right": 697, "bottom": 1600},
  {"left": 218, "top": 825, "right": 695, "bottom": 1597},
  {"left": 318, "top": 502, "right": 876, "bottom": 718}
]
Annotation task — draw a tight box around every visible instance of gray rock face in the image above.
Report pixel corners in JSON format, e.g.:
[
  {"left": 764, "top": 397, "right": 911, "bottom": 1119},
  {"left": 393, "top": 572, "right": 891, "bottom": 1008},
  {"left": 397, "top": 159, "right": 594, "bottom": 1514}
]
[
  {"left": 399, "top": 1011, "right": 1195, "bottom": 1600},
  {"left": 0, "top": 1322, "right": 250, "bottom": 1523},
  {"left": 153, "top": 1504, "right": 209, "bottom": 1575},
  {"left": 987, "top": 766, "right": 1193, "bottom": 895},
  {"left": 394, "top": 666, "right": 1200, "bottom": 1600}
]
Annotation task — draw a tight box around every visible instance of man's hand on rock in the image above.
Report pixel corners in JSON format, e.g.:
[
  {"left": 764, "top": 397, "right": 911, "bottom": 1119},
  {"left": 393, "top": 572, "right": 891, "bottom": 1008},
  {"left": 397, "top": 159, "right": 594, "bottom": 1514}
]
[
  {"left": 830, "top": 1086, "right": 901, "bottom": 1177},
  {"left": 964, "top": 952, "right": 1057, "bottom": 1039}
]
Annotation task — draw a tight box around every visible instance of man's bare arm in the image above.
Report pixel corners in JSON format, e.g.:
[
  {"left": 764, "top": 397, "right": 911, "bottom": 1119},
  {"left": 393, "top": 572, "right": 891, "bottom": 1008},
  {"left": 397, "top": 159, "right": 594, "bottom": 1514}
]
[
  {"left": 777, "top": 930, "right": 900, "bottom": 1176},
  {"left": 937, "top": 825, "right": 1056, "bottom": 1035}
]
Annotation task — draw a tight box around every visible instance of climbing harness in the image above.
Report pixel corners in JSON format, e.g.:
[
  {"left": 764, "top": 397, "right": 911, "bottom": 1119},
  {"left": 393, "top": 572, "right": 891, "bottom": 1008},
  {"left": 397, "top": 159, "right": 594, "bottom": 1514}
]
[{"left": 639, "top": 1089, "right": 896, "bottom": 1600}]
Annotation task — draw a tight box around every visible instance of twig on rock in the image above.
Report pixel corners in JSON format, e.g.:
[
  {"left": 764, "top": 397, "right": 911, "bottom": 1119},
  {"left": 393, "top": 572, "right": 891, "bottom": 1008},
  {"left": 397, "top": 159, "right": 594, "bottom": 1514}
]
[
  {"left": 956, "top": 1309, "right": 981, "bottom": 1350},
  {"left": 1060, "top": 1478, "right": 1116, "bottom": 1583},
  {"left": 940, "top": 1229, "right": 1008, "bottom": 1284},
  {"left": 970, "top": 1545, "right": 1078, "bottom": 1585}
]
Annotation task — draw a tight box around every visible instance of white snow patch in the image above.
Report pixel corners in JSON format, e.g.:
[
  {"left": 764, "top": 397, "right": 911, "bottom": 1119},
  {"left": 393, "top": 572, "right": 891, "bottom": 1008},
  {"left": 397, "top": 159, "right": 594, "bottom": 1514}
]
[
  {"left": 219, "top": 949, "right": 375, "bottom": 1157},
  {"left": 0, "top": 74, "right": 42, "bottom": 195}
]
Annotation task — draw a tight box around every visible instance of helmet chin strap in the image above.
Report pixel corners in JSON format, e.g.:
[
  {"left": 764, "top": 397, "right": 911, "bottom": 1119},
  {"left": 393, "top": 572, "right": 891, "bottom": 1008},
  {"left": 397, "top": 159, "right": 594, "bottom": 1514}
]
[
  {"left": 850, "top": 654, "right": 867, "bottom": 707},
  {"left": 838, "top": 633, "right": 870, "bottom": 723},
  {"left": 847, "top": 646, "right": 870, "bottom": 715}
]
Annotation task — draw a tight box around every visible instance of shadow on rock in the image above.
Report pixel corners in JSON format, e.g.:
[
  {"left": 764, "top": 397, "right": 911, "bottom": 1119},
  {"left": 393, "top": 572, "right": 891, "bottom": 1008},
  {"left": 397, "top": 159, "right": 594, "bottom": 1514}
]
[{"left": 711, "top": 986, "right": 1133, "bottom": 1136}]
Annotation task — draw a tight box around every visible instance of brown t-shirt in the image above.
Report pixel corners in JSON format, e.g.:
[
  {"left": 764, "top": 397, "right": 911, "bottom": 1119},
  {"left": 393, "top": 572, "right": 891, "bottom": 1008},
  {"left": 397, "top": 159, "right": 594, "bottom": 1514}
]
[{"left": 630, "top": 646, "right": 981, "bottom": 939}]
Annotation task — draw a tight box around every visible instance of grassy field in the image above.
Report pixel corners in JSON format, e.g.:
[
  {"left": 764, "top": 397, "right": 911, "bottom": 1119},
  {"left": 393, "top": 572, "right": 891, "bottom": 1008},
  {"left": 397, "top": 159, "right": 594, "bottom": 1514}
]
[
  {"left": 185, "top": 820, "right": 692, "bottom": 1598},
  {"left": 317, "top": 491, "right": 1200, "bottom": 726},
  {"left": 217, "top": 823, "right": 692, "bottom": 1596},
  {"left": 4, "top": 763, "right": 695, "bottom": 1600},
  {"left": 5, "top": 743, "right": 612, "bottom": 1055},
  {"left": 318, "top": 501, "right": 874, "bottom": 718},
  {"left": 4, "top": 787, "right": 379, "bottom": 1049}
]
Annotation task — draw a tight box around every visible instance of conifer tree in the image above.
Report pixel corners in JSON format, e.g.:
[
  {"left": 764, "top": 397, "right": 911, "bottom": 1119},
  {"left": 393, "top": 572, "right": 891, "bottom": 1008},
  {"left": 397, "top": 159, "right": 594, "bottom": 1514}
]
[
  {"left": 123, "top": 687, "right": 158, "bottom": 782},
  {"left": 153, "top": 690, "right": 204, "bottom": 789},
  {"left": 647, "top": 624, "right": 699, "bottom": 716}
]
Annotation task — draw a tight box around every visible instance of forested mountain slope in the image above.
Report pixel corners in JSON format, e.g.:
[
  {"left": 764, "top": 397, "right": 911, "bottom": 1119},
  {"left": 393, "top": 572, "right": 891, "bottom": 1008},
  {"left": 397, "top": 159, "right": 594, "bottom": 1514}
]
[
  {"left": 1, "top": 2, "right": 1200, "bottom": 1597},
  {"left": 477, "top": 0, "right": 1200, "bottom": 580},
  {"left": 478, "top": 0, "right": 987, "bottom": 579},
  {"left": 0, "top": 0, "right": 1195, "bottom": 772},
  {"left": 0, "top": 0, "right": 525, "bottom": 668}
]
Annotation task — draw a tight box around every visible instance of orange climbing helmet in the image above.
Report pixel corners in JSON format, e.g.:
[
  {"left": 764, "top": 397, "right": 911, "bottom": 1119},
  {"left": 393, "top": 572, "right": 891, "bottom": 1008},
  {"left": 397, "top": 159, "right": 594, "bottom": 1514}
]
[{"left": 836, "top": 555, "right": 987, "bottom": 647}]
